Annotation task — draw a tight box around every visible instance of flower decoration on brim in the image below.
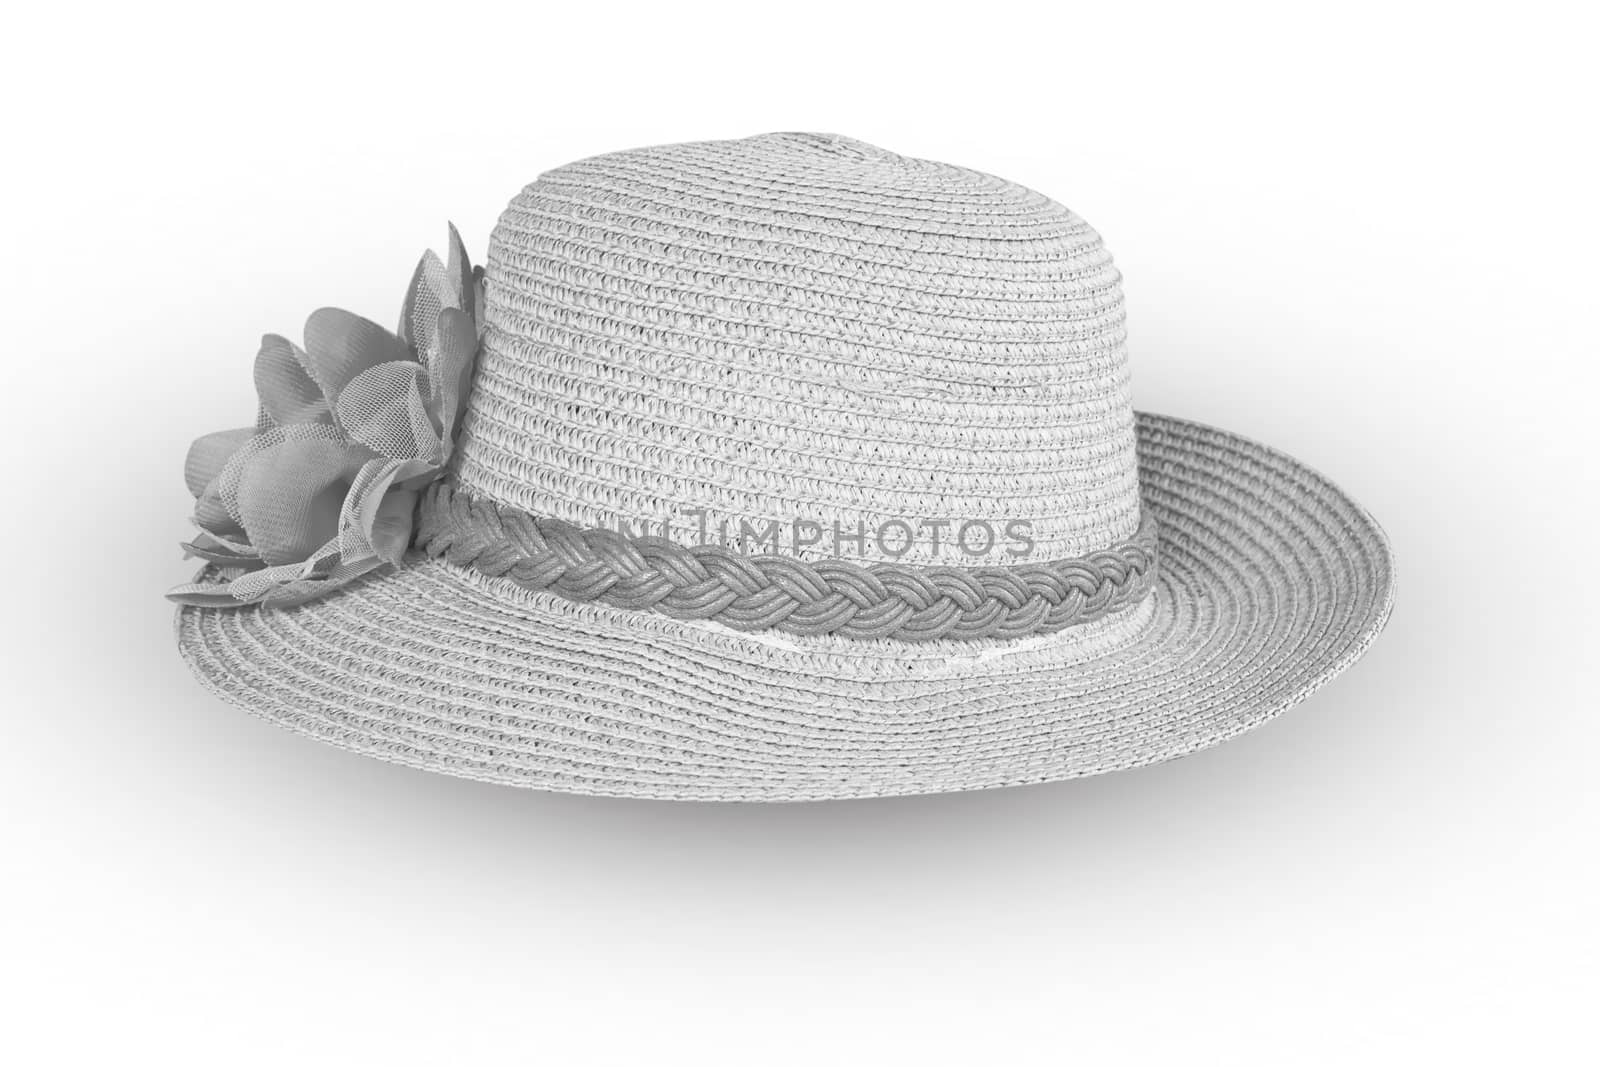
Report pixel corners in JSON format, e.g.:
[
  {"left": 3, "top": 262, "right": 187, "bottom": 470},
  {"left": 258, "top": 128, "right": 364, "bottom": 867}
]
[{"left": 168, "top": 226, "right": 484, "bottom": 608}]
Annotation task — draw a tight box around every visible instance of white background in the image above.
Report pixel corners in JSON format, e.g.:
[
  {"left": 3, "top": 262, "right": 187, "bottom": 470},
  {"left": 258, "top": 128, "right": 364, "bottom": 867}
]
[{"left": 4, "top": 1, "right": 1596, "bottom": 1063}]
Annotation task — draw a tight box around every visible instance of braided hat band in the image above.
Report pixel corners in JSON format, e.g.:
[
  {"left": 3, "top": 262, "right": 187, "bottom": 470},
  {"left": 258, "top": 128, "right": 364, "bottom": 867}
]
[{"left": 414, "top": 480, "right": 1160, "bottom": 642}]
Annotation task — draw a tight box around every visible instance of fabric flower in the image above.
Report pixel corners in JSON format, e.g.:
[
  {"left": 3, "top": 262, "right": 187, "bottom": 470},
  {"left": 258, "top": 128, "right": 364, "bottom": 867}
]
[{"left": 169, "top": 226, "right": 485, "bottom": 607}]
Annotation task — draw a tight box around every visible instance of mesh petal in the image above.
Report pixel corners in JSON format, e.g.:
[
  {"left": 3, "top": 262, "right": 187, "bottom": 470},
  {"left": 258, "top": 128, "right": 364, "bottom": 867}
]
[
  {"left": 216, "top": 424, "right": 350, "bottom": 530},
  {"left": 446, "top": 223, "right": 474, "bottom": 321},
  {"left": 193, "top": 484, "right": 247, "bottom": 540},
  {"left": 431, "top": 306, "right": 479, "bottom": 456},
  {"left": 254, "top": 334, "right": 331, "bottom": 426},
  {"left": 337, "top": 360, "right": 441, "bottom": 462},
  {"left": 338, "top": 457, "right": 433, "bottom": 563},
  {"left": 184, "top": 427, "right": 255, "bottom": 498},
  {"left": 302, "top": 308, "right": 412, "bottom": 407},
  {"left": 232, "top": 436, "right": 369, "bottom": 565},
  {"left": 400, "top": 249, "right": 454, "bottom": 354}
]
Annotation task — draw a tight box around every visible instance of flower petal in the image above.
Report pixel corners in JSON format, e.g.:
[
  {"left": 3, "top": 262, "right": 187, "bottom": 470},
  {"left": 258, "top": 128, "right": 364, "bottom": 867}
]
[
  {"left": 214, "top": 423, "right": 352, "bottom": 530},
  {"left": 367, "top": 488, "right": 419, "bottom": 565},
  {"left": 301, "top": 308, "right": 412, "bottom": 407},
  {"left": 337, "top": 457, "right": 434, "bottom": 564},
  {"left": 167, "top": 549, "right": 391, "bottom": 607},
  {"left": 184, "top": 427, "right": 255, "bottom": 498},
  {"left": 167, "top": 578, "right": 260, "bottom": 608},
  {"left": 337, "top": 360, "right": 441, "bottom": 462},
  {"left": 254, "top": 334, "right": 332, "bottom": 427},
  {"left": 471, "top": 266, "right": 486, "bottom": 338},
  {"left": 226, "top": 543, "right": 337, "bottom": 601},
  {"left": 183, "top": 525, "right": 260, "bottom": 565},
  {"left": 432, "top": 305, "right": 479, "bottom": 456},
  {"left": 399, "top": 249, "right": 454, "bottom": 353},
  {"left": 446, "top": 222, "right": 475, "bottom": 321},
  {"left": 192, "top": 480, "right": 247, "bottom": 540},
  {"left": 233, "top": 437, "right": 368, "bottom": 565}
]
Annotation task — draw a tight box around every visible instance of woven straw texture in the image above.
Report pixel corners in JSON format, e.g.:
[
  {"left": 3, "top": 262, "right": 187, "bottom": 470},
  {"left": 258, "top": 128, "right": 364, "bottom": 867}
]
[
  {"left": 178, "top": 413, "right": 1392, "bottom": 801},
  {"left": 455, "top": 132, "right": 1139, "bottom": 566},
  {"left": 175, "top": 133, "right": 1394, "bottom": 800}
]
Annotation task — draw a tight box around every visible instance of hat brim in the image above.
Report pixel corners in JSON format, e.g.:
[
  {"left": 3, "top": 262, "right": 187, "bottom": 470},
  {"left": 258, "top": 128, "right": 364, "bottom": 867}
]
[{"left": 175, "top": 412, "right": 1394, "bottom": 801}]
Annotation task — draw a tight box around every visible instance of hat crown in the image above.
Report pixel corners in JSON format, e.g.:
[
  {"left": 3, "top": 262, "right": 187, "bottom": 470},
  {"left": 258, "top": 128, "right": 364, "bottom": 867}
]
[{"left": 452, "top": 132, "right": 1138, "bottom": 564}]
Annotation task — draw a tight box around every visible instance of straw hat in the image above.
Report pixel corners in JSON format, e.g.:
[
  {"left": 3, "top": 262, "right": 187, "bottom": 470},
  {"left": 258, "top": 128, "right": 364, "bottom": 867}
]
[{"left": 171, "top": 132, "right": 1394, "bottom": 801}]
